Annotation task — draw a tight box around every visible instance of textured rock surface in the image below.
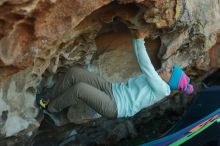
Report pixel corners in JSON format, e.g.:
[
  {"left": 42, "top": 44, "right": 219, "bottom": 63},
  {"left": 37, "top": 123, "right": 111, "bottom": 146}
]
[
  {"left": 209, "top": 34, "right": 220, "bottom": 68},
  {"left": 0, "top": 0, "right": 112, "bottom": 139},
  {"left": 0, "top": 0, "right": 220, "bottom": 145}
]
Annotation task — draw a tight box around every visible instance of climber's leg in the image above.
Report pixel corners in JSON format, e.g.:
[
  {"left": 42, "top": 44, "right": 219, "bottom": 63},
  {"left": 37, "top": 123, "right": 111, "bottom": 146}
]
[
  {"left": 51, "top": 66, "right": 112, "bottom": 97},
  {"left": 48, "top": 82, "right": 117, "bottom": 118}
]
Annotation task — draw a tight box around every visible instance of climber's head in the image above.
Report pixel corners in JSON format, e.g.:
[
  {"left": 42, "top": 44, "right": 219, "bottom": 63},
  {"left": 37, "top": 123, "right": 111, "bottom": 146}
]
[
  {"left": 159, "top": 67, "right": 172, "bottom": 83},
  {"left": 159, "top": 65, "right": 194, "bottom": 94}
]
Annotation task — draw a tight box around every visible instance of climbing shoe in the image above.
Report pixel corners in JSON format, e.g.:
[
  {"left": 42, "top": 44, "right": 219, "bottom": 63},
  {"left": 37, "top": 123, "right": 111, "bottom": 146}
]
[{"left": 36, "top": 93, "right": 50, "bottom": 109}]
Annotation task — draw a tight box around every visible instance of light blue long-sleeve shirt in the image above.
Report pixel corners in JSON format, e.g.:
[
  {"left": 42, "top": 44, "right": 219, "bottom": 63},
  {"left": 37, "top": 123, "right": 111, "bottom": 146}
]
[{"left": 112, "top": 38, "right": 171, "bottom": 118}]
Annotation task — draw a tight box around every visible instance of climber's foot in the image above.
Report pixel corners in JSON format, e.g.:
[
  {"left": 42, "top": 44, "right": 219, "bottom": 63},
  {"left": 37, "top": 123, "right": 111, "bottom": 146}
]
[{"left": 36, "top": 93, "right": 50, "bottom": 109}]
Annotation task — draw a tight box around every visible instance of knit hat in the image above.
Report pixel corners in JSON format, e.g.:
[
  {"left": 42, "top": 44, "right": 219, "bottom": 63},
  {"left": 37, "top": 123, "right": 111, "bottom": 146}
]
[{"left": 168, "top": 65, "right": 194, "bottom": 94}]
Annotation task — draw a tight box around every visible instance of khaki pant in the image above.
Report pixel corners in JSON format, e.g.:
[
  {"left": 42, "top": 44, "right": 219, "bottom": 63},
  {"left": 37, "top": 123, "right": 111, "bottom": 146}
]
[{"left": 48, "top": 66, "right": 117, "bottom": 118}]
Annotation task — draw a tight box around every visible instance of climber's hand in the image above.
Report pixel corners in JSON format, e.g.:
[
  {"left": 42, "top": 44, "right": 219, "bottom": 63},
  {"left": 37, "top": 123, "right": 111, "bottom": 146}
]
[
  {"left": 137, "top": 28, "right": 151, "bottom": 39},
  {"left": 130, "top": 28, "right": 151, "bottom": 39},
  {"left": 130, "top": 25, "right": 155, "bottom": 39}
]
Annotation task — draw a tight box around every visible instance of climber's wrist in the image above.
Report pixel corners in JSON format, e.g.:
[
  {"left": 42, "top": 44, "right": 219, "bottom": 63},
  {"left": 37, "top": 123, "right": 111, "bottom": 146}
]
[
  {"left": 130, "top": 29, "right": 150, "bottom": 39},
  {"left": 135, "top": 33, "right": 147, "bottom": 39}
]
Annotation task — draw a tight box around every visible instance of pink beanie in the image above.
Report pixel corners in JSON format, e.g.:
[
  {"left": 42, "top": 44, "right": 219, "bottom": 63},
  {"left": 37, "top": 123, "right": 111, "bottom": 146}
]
[
  {"left": 168, "top": 65, "right": 194, "bottom": 94},
  {"left": 178, "top": 72, "right": 194, "bottom": 94}
]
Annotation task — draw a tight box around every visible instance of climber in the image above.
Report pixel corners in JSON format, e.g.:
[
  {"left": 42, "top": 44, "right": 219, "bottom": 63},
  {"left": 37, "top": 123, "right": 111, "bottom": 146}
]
[{"left": 36, "top": 28, "right": 193, "bottom": 121}]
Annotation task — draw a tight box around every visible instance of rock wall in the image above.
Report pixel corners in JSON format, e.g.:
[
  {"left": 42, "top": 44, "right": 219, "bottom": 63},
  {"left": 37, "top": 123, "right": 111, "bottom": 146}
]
[{"left": 0, "top": 0, "right": 220, "bottom": 144}]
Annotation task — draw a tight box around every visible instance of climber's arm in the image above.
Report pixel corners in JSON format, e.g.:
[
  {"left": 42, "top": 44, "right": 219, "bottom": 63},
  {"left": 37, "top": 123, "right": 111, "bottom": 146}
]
[{"left": 131, "top": 29, "right": 170, "bottom": 96}]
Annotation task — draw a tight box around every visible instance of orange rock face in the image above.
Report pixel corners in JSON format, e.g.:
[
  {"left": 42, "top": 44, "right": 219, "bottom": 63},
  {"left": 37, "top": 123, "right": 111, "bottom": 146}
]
[
  {"left": 0, "top": 0, "right": 113, "bottom": 138},
  {"left": 0, "top": 0, "right": 112, "bottom": 68}
]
